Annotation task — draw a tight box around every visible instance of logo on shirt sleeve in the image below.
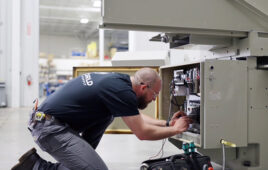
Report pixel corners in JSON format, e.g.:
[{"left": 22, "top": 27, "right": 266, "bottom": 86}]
[{"left": 81, "top": 73, "right": 93, "bottom": 86}]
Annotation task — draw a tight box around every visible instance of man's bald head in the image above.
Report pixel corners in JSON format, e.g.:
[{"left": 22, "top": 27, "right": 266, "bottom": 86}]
[{"left": 133, "top": 67, "right": 160, "bottom": 88}]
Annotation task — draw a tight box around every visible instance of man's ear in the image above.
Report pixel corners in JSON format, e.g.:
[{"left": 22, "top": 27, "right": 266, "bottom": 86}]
[{"left": 140, "top": 84, "right": 147, "bottom": 91}]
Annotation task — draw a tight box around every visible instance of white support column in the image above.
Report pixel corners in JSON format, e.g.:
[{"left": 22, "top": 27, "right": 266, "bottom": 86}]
[
  {"left": 99, "top": 29, "right": 104, "bottom": 66},
  {"left": 0, "top": 0, "right": 6, "bottom": 82},
  {"left": 128, "top": 31, "right": 136, "bottom": 52},
  {"left": 3, "top": 0, "right": 39, "bottom": 107},
  {"left": 20, "top": 0, "right": 39, "bottom": 106},
  {"left": 6, "top": 0, "right": 21, "bottom": 107}
]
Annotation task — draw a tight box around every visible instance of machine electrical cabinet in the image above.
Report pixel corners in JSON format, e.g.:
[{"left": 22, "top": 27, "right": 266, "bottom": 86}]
[
  {"left": 159, "top": 58, "right": 268, "bottom": 169},
  {"left": 159, "top": 60, "right": 248, "bottom": 149}
]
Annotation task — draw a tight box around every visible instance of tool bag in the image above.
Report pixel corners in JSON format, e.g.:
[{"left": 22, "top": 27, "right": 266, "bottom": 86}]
[{"left": 140, "top": 152, "right": 213, "bottom": 170}]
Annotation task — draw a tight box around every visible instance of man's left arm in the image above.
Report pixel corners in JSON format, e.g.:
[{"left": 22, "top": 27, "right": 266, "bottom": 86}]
[
  {"left": 141, "top": 110, "right": 186, "bottom": 127},
  {"left": 141, "top": 113, "right": 166, "bottom": 127}
]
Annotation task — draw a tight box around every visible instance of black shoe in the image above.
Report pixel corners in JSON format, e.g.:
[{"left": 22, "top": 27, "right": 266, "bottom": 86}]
[{"left": 11, "top": 148, "right": 40, "bottom": 170}]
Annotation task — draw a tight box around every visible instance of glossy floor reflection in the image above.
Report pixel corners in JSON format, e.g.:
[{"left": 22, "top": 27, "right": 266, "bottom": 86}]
[{"left": 0, "top": 107, "right": 181, "bottom": 170}]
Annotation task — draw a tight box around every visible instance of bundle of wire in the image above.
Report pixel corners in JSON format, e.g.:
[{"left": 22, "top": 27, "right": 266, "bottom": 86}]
[{"left": 148, "top": 79, "right": 182, "bottom": 160}]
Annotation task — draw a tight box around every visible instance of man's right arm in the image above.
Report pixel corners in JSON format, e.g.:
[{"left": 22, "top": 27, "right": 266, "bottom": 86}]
[{"left": 122, "top": 114, "right": 190, "bottom": 140}]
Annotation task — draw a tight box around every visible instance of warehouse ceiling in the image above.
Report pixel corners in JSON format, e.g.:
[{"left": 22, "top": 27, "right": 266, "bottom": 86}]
[{"left": 39, "top": 0, "right": 101, "bottom": 38}]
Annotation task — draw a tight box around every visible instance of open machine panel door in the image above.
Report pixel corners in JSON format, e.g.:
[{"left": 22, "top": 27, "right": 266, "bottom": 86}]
[{"left": 160, "top": 59, "right": 247, "bottom": 149}]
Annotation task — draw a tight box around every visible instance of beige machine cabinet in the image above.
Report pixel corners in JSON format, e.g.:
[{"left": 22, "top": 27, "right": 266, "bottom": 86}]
[
  {"left": 101, "top": 0, "right": 268, "bottom": 37},
  {"left": 160, "top": 59, "right": 247, "bottom": 149}
]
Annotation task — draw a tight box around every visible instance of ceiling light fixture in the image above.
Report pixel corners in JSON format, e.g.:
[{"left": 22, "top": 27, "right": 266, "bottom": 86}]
[
  {"left": 80, "top": 18, "right": 89, "bottom": 24},
  {"left": 93, "top": 0, "right": 101, "bottom": 8}
]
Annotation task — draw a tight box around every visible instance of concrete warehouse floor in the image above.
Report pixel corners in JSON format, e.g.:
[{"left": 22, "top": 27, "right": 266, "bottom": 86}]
[{"left": 0, "top": 107, "right": 182, "bottom": 170}]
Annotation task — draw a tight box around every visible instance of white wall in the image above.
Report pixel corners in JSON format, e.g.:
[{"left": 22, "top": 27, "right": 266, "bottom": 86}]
[
  {"left": 40, "top": 32, "right": 119, "bottom": 60},
  {"left": 40, "top": 34, "right": 98, "bottom": 58},
  {"left": 39, "top": 58, "right": 107, "bottom": 76}
]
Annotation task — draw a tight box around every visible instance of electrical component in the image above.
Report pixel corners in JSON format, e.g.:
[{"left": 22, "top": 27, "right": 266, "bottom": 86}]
[{"left": 171, "top": 68, "right": 201, "bottom": 134}]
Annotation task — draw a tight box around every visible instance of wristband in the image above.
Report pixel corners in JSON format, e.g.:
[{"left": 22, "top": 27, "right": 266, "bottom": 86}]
[{"left": 166, "top": 120, "right": 169, "bottom": 127}]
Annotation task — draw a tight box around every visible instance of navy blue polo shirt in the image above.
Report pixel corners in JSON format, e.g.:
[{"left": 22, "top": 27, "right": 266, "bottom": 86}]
[{"left": 38, "top": 72, "right": 139, "bottom": 132}]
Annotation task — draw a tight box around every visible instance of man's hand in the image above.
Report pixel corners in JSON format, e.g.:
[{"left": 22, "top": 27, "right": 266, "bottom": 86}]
[
  {"left": 173, "top": 116, "right": 191, "bottom": 133},
  {"left": 169, "top": 111, "right": 186, "bottom": 126}
]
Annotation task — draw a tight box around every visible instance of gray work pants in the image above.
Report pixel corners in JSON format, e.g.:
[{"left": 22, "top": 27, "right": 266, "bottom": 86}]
[{"left": 30, "top": 115, "right": 109, "bottom": 170}]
